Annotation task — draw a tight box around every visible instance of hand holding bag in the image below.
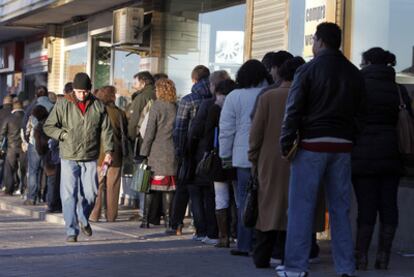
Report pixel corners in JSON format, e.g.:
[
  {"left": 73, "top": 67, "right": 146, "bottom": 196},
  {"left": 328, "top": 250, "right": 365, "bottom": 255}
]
[{"left": 243, "top": 172, "right": 259, "bottom": 228}]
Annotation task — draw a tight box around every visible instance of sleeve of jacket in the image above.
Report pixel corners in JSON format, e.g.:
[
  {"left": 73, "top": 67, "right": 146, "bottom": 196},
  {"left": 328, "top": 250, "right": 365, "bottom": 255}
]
[
  {"left": 140, "top": 104, "right": 157, "bottom": 157},
  {"left": 101, "top": 107, "right": 114, "bottom": 154},
  {"left": 43, "top": 102, "right": 66, "bottom": 141},
  {"left": 190, "top": 100, "right": 208, "bottom": 140},
  {"left": 127, "top": 95, "right": 148, "bottom": 140},
  {"left": 0, "top": 118, "right": 8, "bottom": 142},
  {"left": 173, "top": 97, "right": 191, "bottom": 158},
  {"left": 248, "top": 95, "right": 267, "bottom": 169},
  {"left": 280, "top": 65, "right": 308, "bottom": 155},
  {"left": 204, "top": 105, "right": 220, "bottom": 152},
  {"left": 21, "top": 102, "right": 35, "bottom": 143},
  {"left": 219, "top": 94, "right": 236, "bottom": 159},
  {"left": 353, "top": 74, "right": 367, "bottom": 138}
]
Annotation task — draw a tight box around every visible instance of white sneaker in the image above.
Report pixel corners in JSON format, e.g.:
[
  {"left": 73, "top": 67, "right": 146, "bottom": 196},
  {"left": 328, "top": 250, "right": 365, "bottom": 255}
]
[
  {"left": 275, "top": 266, "right": 308, "bottom": 277},
  {"left": 192, "top": 234, "right": 206, "bottom": 241},
  {"left": 271, "top": 258, "right": 283, "bottom": 265},
  {"left": 202, "top": 237, "right": 219, "bottom": 245}
]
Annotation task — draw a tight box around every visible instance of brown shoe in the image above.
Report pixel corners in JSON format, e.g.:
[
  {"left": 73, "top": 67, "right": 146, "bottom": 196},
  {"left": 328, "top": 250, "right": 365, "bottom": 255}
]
[{"left": 176, "top": 224, "right": 183, "bottom": 236}]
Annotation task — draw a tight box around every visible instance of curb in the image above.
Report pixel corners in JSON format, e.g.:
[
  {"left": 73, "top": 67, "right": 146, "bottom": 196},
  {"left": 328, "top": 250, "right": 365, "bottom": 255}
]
[{"left": 0, "top": 197, "right": 65, "bottom": 225}]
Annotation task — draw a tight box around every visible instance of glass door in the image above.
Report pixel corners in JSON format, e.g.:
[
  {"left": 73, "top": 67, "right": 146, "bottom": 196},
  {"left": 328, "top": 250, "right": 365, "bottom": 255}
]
[{"left": 92, "top": 32, "right": 112, "bottom": 90}]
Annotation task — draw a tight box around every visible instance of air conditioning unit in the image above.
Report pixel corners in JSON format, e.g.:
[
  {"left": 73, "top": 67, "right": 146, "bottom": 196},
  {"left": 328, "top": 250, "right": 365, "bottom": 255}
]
[{"left": 112, "top": 7, "right": 145, "bottom": 46}]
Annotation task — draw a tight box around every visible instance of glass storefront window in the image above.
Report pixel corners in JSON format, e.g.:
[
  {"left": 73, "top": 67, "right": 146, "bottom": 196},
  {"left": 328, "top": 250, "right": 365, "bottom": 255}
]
[
  {"left": 350, "top": 0, "right": 414, "bottom": 99},
  {"left": 92, "top": 33, "right": 112, "bottom": 89},
  {"left": 113, "top": 50, "right": 141, "bottom": 98},
  {"left": 63, "top": 43, "right": 87, "bottom": 85},
  {"left": 163, "top": 1, "right": 246, "bottom": 97}
]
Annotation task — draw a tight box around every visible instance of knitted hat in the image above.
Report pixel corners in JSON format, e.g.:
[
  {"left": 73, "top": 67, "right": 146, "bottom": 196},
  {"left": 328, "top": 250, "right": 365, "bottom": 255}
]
[
  {"left": 73, "top": 73, "right": 92, "bottom": 90},
  {"left": 3, "top": 96, "right": 13, "bottom": 105},
  {"left": 12, "top": 101, "right": 23, "bottom": 110}
]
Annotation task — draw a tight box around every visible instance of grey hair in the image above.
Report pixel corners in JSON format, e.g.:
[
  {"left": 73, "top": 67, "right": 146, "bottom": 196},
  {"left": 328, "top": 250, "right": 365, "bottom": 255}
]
[{"left": 209, "top": 70, "right": 230, "bottom": 88}]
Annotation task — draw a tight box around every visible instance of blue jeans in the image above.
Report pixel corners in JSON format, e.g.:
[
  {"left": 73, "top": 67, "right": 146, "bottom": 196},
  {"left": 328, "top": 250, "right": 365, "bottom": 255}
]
[
  {"left": 27, "top": 144, "right": 42, "bottom": 201},
  {"left": 284, "top": 150, "right": 355, "bottom": 275},
  {"left": 61, "top": 159, "right": 98, "bottom": 236},
  {"left": 235, "top": 168, "right": 253, "bottom": 252}
]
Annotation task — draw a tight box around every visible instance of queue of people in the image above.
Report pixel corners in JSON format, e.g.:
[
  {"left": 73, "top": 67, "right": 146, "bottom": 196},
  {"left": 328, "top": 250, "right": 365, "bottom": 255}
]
[{"left": 0, "top": 22, "right": 412, "bottom": 277}]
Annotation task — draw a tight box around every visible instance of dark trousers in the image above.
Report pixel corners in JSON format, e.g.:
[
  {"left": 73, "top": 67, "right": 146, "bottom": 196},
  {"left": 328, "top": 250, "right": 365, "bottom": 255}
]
[
  {"left": 0, "top": 158, "right": 4, "bottom": 189},
  {"left": 171, "top": 180, "right": 189, "bottom": 229},
  {"left": 3, "top": 149, "right": 22, "bottom": 194},
  {"left": 353, "top": 175, "right": 399, "bottom": 227},
  {"left": 149, "top": 191, "right": 162, "bottom": 225},
  {"left": 188, "top": 184, "right": 218, "bottom": 238},
  {"left": 253, "top": 230, "right": 320, "bottom": 268},
  {"left": 46, "top": 165, "right": 62, "bottom": 211}
]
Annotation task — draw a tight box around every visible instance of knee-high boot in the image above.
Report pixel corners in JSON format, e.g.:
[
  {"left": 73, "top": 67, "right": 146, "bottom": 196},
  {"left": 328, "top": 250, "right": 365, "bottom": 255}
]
[
  {"left": 140, "top": 193, "right": 153, "bottom": 228},
  {"left": 162, "top": 191, "right": 174, "bottom": 229},
  {"left": 355, "top": 224, "right": 375, "bottom": 270},
  {"left": 375, "top": 224, "right": 397, "bottom": 270},
  {"left": 215, "top": 209, "right": 229, "bottom": 248}
]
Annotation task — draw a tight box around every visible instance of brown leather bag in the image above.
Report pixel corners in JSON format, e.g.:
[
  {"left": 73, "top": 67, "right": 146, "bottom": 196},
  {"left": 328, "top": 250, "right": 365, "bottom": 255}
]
[{"left": 396, "top": 85, "right": 414, "bottom": 175}]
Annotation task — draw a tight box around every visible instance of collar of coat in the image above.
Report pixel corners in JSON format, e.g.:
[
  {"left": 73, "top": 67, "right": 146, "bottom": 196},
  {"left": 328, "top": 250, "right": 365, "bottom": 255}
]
[{"left": 64, "top": 92, "right": 95, "bottom": 110}]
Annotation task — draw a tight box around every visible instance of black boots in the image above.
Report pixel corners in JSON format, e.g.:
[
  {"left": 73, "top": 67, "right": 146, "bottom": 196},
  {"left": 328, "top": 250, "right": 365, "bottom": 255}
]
[
  {"left": 355, "top": 224, "right": 375, "bottom": 270},
  {"left": 375, "top": 224, "right": 397, "bottom": 270},
  {"left": 215, "top": 209, "right": 230, "bottom": 248},
  {"left": 162, "top": 192, "right": 174, "bottom": 229},
  {"left": 355, "top": 224, "right": 397, "bottom": 270},
  {"left": 140, "top": 193, "right": 153, "bottom": 228}
]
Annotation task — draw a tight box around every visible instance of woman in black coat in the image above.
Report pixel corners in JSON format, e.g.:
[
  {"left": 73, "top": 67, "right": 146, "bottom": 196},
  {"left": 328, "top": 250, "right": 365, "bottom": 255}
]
[{"left": 352, "top": 47, "right": 410, "bottom": 271}]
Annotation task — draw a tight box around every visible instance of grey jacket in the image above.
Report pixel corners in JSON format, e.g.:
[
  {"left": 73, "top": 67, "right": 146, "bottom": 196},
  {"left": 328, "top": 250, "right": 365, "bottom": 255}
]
[
  {"left": 219, "top": 82, "right": 268, "bottom": 168},
  {"left": 140, "top": 100, "right": 177, "bottom": 176}
]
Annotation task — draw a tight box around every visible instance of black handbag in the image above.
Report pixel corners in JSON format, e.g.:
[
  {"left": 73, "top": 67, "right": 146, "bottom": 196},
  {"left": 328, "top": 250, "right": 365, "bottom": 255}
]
[
  {"left": 196, "top": 128, "right": 221, "bottom": 177},
  {"left": 243, "top": 173, "right": 259, "bottom": 228}
]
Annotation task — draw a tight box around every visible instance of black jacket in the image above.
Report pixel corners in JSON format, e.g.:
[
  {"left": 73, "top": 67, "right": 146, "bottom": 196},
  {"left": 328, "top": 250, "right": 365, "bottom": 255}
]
[
  {"left": 188, "top": 98, "right": 215, "bottom": 185},
  {"left": 0, "top": 104, "right": 12, "bottom": 128},
  {"left": 0, "top": 110, "right": 24, "bottom": 151},
  {"left": 352, "top": 65, "right": 403, "bottom": 176},
  {"left": 280, "top": 49, "right": 366, "bottom": 154}
]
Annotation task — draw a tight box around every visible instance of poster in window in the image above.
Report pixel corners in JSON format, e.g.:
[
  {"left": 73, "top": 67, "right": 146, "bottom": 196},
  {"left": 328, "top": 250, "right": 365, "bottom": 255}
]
[
  {"left": 215, "top": 31, "right": 244, "bottom": 65},
  {"left": 303, "top": 0, "right": 336, "bottom": 59}
]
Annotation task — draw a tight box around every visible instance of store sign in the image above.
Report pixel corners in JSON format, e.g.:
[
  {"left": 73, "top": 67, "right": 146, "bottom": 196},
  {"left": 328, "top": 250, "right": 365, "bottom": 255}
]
[{"left": 303, "top": 0, "right": 336, "bottom": 59}]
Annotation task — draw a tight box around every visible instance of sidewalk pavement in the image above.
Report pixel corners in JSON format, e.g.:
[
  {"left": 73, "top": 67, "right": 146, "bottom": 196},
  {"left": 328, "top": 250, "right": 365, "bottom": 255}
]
[{"left": 0, "top": 195, "right": 413, "bottom": 277}]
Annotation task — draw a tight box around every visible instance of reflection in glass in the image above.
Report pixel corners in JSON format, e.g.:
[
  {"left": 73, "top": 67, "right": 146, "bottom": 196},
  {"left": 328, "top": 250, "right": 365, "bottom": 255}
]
[
  {"left": 163, "top": 1, "right": 246, "bottom": 97},
  {"left": 113, "top": 50, "right": 140, "bottom": 98},
  {"left": 92, "top": 33, "right": 112, "bottom": 89},
  {"left": 63, "top": 46, "right": 87, "bottom": 84}
]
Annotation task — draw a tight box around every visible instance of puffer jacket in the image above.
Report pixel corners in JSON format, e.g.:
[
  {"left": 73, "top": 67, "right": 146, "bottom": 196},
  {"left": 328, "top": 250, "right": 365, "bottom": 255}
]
[
  {"left": 352, "top": 65, "right": 403, "bottom": 176},
  {"left": 43, "top": 93, "right": 113, "bottom": 161}
]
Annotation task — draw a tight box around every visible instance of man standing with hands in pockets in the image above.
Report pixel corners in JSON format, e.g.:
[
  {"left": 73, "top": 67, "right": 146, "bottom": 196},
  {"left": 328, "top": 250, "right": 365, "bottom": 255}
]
[{"left": 44, "top": 72, "right": 113, "bottom": 242}]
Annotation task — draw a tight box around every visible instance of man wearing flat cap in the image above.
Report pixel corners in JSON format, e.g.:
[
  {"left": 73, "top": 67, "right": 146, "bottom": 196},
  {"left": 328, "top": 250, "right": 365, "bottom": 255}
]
[{"left": 44, "top": 72, "right": 113, "bottom": 242}]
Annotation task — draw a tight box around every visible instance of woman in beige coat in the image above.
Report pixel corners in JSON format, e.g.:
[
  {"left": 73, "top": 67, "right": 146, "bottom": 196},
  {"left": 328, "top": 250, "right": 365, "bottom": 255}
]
[{"left": 249, "top": 57, "right": 326, "bottom": 268}]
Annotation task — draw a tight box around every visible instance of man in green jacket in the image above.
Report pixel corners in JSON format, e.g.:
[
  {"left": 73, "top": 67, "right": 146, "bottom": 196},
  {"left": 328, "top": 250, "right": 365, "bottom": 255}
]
[
  {"left": 127, "top": 71, "right": 156, "bottom": 157},
  {"left": 44, "top": 73, "right": 113, "bottom": 242}
]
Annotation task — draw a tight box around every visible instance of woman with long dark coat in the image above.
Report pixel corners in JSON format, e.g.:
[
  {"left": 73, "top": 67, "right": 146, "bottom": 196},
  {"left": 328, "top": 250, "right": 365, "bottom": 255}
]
[{"left": 352, "top": 47, "right": 411, "bottom": 270}]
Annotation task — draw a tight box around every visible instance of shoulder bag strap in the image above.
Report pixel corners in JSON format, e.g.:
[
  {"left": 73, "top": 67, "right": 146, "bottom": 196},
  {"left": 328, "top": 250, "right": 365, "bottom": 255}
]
[{"left": 397, "top": 84, "right": 406, "bottom": 110}]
